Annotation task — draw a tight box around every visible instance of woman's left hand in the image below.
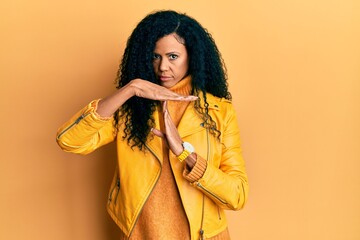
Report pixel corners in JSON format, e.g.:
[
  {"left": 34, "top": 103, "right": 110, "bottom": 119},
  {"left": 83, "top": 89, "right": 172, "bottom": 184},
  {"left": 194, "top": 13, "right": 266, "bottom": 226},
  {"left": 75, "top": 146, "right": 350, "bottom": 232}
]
[{"left": 152, "top": 101, "right": 183, "bottom": 156}]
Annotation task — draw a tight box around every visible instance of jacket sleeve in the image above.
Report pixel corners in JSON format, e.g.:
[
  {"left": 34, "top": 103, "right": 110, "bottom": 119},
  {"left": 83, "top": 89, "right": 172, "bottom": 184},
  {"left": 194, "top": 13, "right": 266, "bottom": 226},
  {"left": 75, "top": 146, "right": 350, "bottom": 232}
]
[
  {"left": 56, "top": 99, "right": 116, "bottom": 155},
  {"left": 186, "top": 102, "right": 249, "bottom": 211}
]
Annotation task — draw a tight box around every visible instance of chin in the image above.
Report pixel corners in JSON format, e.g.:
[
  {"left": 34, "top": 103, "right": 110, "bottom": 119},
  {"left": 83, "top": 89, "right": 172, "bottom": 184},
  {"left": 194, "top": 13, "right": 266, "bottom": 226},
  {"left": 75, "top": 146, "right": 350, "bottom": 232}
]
[{"left": 161, "top": 82, "right": 176, "bottom": 88}]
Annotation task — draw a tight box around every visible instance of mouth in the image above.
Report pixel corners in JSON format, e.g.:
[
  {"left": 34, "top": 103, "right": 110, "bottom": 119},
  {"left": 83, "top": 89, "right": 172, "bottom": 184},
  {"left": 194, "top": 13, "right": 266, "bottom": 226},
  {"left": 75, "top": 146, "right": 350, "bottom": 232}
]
[{"left": 159, "top": 76, "right": 172, "bottom": 81}]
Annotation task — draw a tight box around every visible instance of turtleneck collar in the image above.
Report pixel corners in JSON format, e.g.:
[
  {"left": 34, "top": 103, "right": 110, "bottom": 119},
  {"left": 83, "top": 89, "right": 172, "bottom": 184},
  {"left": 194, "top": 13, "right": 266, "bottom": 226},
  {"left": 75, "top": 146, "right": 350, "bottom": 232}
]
[{"left": 169, "top": 75, "right": 192, "bottom": 96}]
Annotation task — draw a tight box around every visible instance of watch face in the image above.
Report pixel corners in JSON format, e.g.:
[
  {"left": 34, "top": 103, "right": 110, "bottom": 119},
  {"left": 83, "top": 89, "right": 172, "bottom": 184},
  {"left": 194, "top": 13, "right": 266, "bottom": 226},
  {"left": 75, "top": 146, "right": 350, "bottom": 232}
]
[{"left": 183, "top": 142, "right": 195, "bottom": 153}]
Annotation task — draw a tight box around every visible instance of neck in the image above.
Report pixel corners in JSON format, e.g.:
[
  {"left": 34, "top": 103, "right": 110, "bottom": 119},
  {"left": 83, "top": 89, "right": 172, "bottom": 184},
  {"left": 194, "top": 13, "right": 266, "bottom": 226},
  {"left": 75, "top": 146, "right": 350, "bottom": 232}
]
[{"left": 169, "top": 75, "right": 192, "bottom": 95}]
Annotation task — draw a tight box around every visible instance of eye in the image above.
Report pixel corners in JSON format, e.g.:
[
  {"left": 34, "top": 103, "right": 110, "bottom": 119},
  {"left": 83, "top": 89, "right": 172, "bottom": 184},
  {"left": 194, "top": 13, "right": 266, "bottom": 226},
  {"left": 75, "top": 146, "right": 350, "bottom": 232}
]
[
  {"left": 153, "top": 54, "right": 160, "bottom": 60},
  {"left": 169, "top": 54, "right": 178, "bottom": 60}
]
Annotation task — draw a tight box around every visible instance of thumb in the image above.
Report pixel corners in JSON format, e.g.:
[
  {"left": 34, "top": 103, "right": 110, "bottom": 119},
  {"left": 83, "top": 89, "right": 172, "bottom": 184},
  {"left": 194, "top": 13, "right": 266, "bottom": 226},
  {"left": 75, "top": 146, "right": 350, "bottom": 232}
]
[{"left": 151, "top": 128, "right": 165, "bottom": 138}]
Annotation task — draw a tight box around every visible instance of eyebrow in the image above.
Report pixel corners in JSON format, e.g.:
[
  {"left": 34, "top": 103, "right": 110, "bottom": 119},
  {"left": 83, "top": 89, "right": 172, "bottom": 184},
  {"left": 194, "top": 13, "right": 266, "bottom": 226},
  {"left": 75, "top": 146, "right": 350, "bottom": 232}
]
[{"left": 153, "top": 51, "right": 181, "bottom": 55}]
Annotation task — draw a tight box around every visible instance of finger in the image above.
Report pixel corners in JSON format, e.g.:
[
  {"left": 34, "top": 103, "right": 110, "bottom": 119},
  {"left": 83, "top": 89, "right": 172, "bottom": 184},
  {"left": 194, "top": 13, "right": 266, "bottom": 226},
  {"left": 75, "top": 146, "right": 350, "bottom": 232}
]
[
  {"left": 177, "top": 95, "right": 198, "bottom": 101},
  {"left": 151, "top": 128, "right": 169, "bottom": 148},
  {"left": 162, "top": 102, "right": 182, "bottom": 142},
  {"left": 155, "top": 87, "right": 197, "bottom": 101},
  {"left": 160, "top": 104, "right": 183, "bottom": 154},
  {"left": 162, "top": 94, "right": 198, "bottom": 101},
  {"left": 151, "top": 128, "right": 165, "bottom": 138},
  {"left": 162, "top": 101, "right": 168, "bottom": 114}
]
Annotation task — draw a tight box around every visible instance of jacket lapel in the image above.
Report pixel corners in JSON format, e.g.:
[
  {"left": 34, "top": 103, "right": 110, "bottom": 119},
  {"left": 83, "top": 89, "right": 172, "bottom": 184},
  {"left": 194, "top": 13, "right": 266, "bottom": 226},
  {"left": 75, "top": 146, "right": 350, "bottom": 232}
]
[
  {"left": 177, "top": 102, "right": 205, "bottom": 139},
  {"left": 178, "top": 93, "right": 221, "bottom": 138}
]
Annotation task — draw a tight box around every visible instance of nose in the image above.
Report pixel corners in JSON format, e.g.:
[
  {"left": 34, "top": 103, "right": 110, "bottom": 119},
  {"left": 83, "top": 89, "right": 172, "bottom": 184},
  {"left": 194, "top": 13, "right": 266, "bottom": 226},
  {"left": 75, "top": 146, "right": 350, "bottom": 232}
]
[{"left": 159, "top": 58, "right": 169, "bottom": 72}]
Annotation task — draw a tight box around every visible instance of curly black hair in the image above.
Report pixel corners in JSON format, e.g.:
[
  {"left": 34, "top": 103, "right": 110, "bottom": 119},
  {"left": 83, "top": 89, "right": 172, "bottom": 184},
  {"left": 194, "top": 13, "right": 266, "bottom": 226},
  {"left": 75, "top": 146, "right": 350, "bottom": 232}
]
[{"left": 114, "top": 10, "right": 231, "bottom": 150}]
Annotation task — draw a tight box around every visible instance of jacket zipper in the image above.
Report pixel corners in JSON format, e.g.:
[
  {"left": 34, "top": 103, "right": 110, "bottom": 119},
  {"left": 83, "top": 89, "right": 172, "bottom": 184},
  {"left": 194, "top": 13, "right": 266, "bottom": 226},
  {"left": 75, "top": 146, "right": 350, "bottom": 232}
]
[
  {"left": 196, "top": 182, "right": 228, "bottom": 205},
  {"left": 128, "top": 144, "right": 162, "bottom": 238},
  {"left": 199, "top": 194, "right": 205, "bottom": 240},
  {"left": 56, "top": 113, "right": 90, "bottom": 140},
  {"left": 199, "top": 128, "right": 210, "bottom": 239},
  {"left": 108, "top": 178, "right": 120, "bottom": 204}
]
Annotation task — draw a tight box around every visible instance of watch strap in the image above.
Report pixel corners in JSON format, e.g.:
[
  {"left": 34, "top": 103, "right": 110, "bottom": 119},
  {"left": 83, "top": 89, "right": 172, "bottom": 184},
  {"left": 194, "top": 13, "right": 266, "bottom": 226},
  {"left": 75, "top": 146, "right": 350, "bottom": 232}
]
[{"left": 177, "top": 149, "right": 192, "bottom": 162}]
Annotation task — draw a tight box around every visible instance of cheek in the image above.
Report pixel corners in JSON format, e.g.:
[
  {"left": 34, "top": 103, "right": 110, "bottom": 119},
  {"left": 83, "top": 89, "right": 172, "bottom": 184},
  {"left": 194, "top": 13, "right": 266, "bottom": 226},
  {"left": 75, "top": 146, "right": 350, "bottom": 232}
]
[
  {"left": 180, "top": 60, "right": 189, "bottom": 73},
  {"left": 152, "top": 62, "right": 158, "bottom": 72}
]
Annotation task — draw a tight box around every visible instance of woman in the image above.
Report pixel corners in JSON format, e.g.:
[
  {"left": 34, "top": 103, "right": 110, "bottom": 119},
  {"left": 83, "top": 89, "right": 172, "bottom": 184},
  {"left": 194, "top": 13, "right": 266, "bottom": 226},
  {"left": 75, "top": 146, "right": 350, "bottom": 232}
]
[{"left": 57, "top": 10, "right": 248, "bottom": 240}]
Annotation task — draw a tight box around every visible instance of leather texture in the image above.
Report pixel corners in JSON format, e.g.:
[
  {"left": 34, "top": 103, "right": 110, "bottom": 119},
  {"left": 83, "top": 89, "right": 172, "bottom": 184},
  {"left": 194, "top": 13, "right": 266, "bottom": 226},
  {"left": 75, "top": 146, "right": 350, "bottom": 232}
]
[{"left": 56, "top": 93, "right": 249, "bottom": 239}]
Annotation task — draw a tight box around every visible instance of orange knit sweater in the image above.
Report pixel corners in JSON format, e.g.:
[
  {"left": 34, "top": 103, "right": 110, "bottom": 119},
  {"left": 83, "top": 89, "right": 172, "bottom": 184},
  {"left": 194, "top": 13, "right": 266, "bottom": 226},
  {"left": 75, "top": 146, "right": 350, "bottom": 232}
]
[{"left": 119, "top": 76, "right": 230, "bottom": 239}]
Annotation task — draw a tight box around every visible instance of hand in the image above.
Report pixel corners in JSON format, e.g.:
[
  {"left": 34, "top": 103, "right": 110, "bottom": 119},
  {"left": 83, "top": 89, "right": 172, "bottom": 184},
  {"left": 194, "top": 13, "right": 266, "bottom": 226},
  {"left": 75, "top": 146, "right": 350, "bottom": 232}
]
[
  {"left": 96, "top": 78, "right": 197, "bottom": 118},
  {"left": 129, "top": 79, "right": 198, "bottom": 101},
  {"left": 152, "top": 101, "right": 183, "bottom": 156}
]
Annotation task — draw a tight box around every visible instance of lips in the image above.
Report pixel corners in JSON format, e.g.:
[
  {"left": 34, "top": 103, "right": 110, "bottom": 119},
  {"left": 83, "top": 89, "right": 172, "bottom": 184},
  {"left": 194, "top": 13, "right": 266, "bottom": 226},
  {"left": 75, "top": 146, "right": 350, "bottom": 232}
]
[{"left": 159, "top": 76, "right": 172, "bottom": 81}]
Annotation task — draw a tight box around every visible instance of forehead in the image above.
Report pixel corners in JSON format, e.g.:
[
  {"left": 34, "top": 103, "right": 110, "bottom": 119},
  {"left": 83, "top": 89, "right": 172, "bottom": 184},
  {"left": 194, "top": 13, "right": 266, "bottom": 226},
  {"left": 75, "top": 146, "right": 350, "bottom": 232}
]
[{"left": 154, "top": 34, "right": 186, "bottom": 52}]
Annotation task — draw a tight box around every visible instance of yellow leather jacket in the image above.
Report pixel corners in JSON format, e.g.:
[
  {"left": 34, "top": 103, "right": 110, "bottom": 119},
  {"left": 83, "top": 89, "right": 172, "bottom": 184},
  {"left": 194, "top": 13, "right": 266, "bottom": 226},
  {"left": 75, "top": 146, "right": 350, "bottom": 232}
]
[{"left": 56, "top": 93, "right": 249, "bottom": 239}]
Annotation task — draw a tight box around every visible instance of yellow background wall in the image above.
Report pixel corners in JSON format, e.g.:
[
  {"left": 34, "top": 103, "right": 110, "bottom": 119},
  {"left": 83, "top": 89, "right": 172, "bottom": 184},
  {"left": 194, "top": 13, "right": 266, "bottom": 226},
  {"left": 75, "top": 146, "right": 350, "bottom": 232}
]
[{"left": 1, "top": 0, "right": 359, "bottom": 239}]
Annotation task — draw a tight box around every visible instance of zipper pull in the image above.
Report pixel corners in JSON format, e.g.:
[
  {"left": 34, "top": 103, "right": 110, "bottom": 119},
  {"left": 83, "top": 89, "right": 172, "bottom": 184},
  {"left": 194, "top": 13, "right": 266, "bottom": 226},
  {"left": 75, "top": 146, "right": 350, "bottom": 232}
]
[
  {"left": 116, "top": 178, "right": 120, "bottom": 188},
  {"left": 199, "top": 229, "right": 204, "bottom": 240},
  {"left": 75, "top": 114, "right": 85, "bottom": 124},
  {"left": 108, "top": 178, "right": 120, "bottom": 203}
]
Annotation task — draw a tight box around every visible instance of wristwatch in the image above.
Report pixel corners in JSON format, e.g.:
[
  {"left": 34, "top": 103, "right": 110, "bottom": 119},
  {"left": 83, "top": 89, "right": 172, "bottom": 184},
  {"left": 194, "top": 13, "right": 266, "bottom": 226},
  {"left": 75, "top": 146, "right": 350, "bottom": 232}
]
[{"left": 177, "top": 142, "right": 195, "bottom": 162}]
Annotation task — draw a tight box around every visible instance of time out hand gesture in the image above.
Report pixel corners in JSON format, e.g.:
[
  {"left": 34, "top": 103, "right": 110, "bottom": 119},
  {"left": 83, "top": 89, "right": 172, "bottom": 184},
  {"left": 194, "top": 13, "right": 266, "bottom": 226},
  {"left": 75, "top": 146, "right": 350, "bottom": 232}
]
[
  {"left": 152, "top": 101, "right": 197, "bottom": 169},
  {"left": 131, "top": 79, "right": 197, "bottom": 101},
  {"left": 96, "top": 78, "right": 197, "bottom": 117},
  {"left": 152, "top": 101, "right": 183, "bottom": 156}
]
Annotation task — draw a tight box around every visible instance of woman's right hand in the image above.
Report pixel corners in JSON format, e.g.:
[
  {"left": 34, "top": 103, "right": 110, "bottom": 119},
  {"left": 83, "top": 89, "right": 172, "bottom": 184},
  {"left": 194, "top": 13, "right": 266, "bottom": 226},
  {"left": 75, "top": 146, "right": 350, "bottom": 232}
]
[
  {"left": 96, "top": 78, "right": 197, "bottom": 118},
  {"left": 130, "top": 78, "right": 197, "bottom": 101}
]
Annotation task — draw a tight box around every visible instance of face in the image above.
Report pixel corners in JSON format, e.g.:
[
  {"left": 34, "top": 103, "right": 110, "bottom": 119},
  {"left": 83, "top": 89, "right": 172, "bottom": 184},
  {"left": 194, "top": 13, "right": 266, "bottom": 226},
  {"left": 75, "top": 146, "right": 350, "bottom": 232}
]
[{"left": 153, "top": 33, "right": 189, "bottom": 88}]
